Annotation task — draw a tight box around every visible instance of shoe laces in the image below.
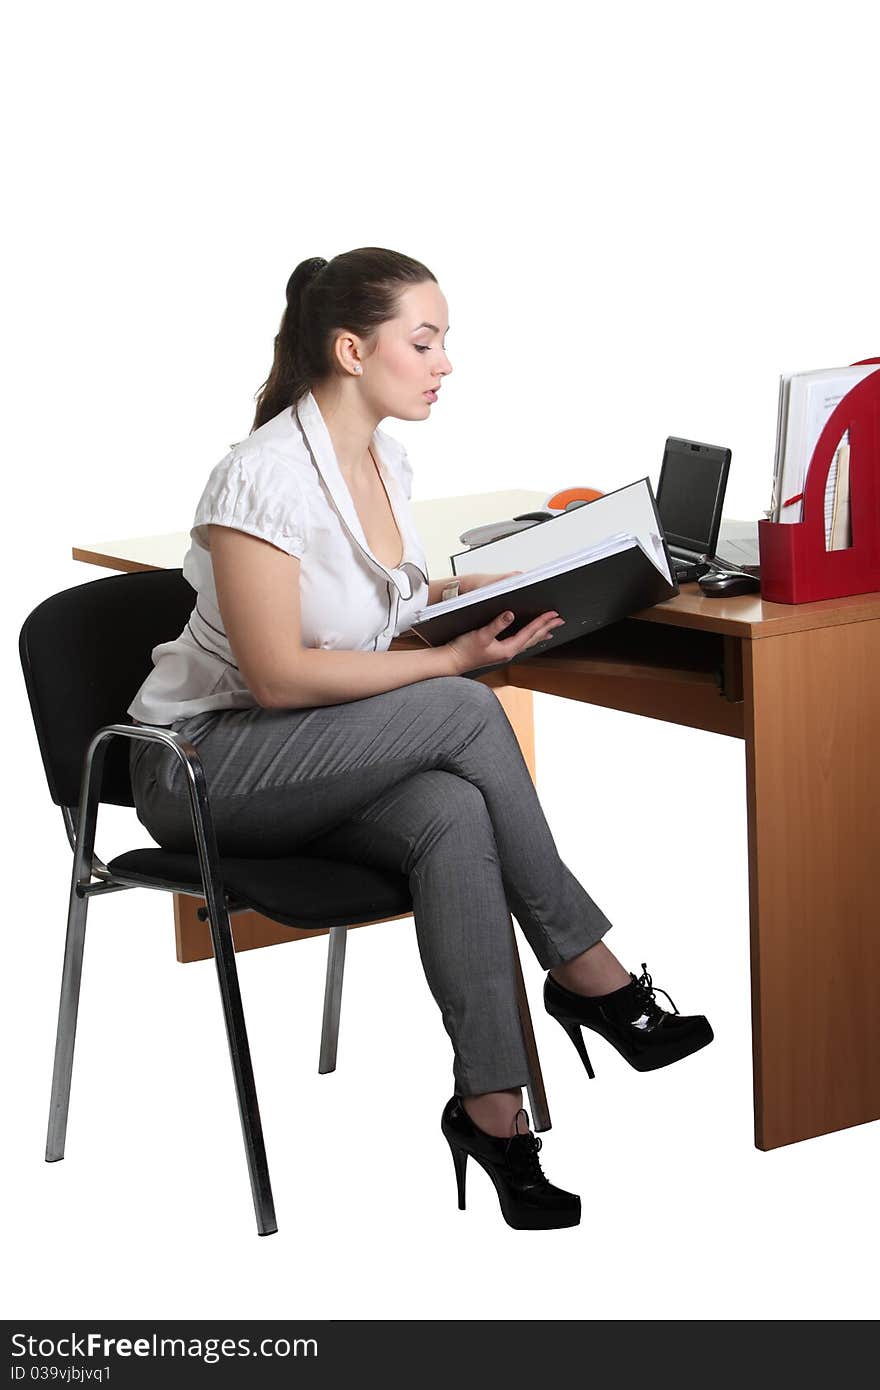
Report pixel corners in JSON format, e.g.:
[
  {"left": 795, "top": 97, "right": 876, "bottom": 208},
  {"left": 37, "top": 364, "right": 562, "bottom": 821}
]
[
  {"left": 504, "top": 1107, "right": 546, "bottom": 1183},
  {"left": 632, "top": 962, "right": 679, "bottom": 1024}
]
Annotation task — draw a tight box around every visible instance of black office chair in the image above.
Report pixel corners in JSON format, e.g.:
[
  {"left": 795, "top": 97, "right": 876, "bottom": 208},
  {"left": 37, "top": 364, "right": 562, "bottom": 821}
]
[{"left": 20, "top": 569, "right": 549, "bottom": 1236}]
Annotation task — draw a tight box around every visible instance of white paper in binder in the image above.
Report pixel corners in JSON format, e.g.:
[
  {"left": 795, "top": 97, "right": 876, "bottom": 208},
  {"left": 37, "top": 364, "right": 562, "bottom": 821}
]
[{"left": 450, "top": 478, "right": 672, "bottom": 585}]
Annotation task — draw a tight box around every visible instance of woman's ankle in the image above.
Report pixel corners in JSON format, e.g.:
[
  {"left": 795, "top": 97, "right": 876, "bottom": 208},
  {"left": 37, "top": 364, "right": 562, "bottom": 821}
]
[
  {"left": 461, "top": 1088, "right": 527, "bottom": 1137},
  {"left": 550, "top": 941, "right": 631, "bottom": 997}
]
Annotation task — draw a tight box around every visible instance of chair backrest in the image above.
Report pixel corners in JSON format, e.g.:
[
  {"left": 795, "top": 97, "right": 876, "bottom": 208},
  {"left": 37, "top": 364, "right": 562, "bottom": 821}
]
[{"left": 19, "top": 569, "right": 196, "bottom": 808}]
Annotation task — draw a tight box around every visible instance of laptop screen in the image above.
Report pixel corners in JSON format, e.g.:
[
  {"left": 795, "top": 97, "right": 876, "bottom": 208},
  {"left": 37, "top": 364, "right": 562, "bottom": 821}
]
[{"left": 656, "top": 437, "right": 731, "bottom": 557}]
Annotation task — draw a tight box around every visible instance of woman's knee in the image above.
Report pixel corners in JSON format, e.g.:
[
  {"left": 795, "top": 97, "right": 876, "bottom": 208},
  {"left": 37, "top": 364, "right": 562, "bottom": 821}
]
[
  {"left": 419, "top": 675, "right": 502, "bottom": 726},
  {"left": 451, "top": 675, "right": 499, "bottom": 707},
  {"left": 407, "top": 770, "right": 495, "bottom": 860}
]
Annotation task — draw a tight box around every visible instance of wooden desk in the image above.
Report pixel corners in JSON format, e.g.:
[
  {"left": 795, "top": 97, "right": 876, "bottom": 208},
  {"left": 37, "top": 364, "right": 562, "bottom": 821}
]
[
  {"left": 510, "top": 589, "right": 880, "bottom": 1153},
  {"left": 75, "top": 500, "right": 880, "bottom": 1154}
]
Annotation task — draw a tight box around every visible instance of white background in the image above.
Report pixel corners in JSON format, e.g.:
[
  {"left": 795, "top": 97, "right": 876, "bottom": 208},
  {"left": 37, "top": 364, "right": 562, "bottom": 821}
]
[{"left": 3, "top": 0, "right": 878, "bottom": 1322}]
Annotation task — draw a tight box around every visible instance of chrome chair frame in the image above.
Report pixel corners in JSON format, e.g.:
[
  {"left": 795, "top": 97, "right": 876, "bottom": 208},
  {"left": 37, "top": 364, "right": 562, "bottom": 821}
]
[
  {"left": 48, "top": 720, "right": 552, "bottom": 1239},
  {"left": 48, "top": 721, "right": 277, "bottom": 1237}
]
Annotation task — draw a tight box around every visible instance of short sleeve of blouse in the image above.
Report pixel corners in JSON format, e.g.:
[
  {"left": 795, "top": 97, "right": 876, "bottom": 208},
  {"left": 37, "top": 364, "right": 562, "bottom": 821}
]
[{"left": 190, "top": 448, "right": 307, "bottom": 558}]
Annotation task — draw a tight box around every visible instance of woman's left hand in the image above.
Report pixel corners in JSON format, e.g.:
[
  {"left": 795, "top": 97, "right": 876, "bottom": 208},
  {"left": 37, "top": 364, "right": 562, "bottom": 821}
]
[{"left": 458, "top": 571, "right": 523, "bottom": 594}]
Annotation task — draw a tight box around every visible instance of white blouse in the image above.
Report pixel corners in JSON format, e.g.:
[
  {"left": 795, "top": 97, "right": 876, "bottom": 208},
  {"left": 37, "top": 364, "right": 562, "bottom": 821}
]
[{"left": 127, "top": 390, "right": 430, "bottom": 724}]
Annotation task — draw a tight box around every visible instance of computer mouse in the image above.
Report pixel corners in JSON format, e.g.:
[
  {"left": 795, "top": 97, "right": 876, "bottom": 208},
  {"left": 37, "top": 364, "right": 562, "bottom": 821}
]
[{"left": 698, "top": 571, "right": 761, "bottom": 598}]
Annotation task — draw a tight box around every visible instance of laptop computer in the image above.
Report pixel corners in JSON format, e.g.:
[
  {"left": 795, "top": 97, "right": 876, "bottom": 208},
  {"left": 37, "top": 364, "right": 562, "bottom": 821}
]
[{"left": 656, "top": 436, "right": 761, "bottom": 577}]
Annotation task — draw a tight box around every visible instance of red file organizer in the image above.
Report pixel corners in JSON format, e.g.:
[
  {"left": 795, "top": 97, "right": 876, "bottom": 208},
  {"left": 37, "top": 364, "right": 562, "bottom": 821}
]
[{"left": 758, "top": 359, "right": 880, "bottom": 603}]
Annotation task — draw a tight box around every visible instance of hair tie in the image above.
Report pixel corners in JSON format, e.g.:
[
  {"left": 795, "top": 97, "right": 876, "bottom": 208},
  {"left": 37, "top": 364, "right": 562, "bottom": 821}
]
[
  {"left": 305, "top": 257, "right": 328, "bottom": 289},
  {"left": 286, "top": 257, "right": 328, "bottom": 307}
]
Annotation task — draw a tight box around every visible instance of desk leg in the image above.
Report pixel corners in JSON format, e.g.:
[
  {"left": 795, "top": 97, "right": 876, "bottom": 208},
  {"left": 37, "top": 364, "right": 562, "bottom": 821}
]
[
  {"left": 491, "top": 683, "right": 537, "bottom": 781},
  {"left": 743, "top": 622, "right": 880, "bottom": 1149}
]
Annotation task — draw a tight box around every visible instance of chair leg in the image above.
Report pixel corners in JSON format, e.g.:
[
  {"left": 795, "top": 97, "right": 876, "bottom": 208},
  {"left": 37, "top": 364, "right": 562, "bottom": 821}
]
[
  {"left": 45, "top": 882, "right": 90, "bottom": 1162},
  {"left": 168, "top": 744, "right": 278, "bottom": 1236},
  {"left": 206, "top": 900, "right": 278, "bottom": 1236},
  {"left": 509, "top": 918, "right": 552, "bottom": 1133},
  {"left": 318, "top": 927, "right": 348, "bottom": 1074},
  {"left": 53, "top": 725, "right": 277, "bottom": 1235}
]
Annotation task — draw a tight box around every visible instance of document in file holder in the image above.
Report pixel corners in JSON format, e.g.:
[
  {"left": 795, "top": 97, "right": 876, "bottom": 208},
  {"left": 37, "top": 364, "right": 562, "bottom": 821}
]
[{"left": 410, "top": 478, "right": 677, "bottom": 672}]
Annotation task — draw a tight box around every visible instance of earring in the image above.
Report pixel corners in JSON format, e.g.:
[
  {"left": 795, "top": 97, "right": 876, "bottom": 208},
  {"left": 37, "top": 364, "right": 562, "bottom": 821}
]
[{"left": 354, "top": 366, "right": 362, "bottom": 374}]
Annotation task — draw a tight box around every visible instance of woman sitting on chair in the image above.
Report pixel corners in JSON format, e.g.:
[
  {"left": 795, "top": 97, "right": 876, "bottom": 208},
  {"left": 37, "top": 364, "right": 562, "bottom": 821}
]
[{"left": 127, "top": 247, "right": 713, "bottom": 1231}]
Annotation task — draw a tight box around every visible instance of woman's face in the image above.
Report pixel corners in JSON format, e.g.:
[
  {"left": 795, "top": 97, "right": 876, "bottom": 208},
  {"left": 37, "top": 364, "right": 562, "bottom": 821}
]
[{"left": 364, "top": 281, "right": 453, "bottom": 421}]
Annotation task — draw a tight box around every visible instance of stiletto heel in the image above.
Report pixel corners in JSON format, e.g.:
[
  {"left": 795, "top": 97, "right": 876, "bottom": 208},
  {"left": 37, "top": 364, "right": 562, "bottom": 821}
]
[
  {"left": 440, "top": 1097, "right": 580, "bottom": 1230},
  {"left": 544, "top": 964, "right": 713, "bottom": 1074},
  {"left": 447, "top": 1136, "right": 468, "bottom": 1209},
  {"left": 559, "top": 1020, "right": 595, "bottom": 1079}
]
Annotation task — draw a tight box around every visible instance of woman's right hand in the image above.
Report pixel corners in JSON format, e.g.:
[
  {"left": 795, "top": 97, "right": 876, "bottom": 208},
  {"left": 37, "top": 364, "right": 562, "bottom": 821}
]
[{"left": 444, "top": 608, "right": 566, "bottom": 675}]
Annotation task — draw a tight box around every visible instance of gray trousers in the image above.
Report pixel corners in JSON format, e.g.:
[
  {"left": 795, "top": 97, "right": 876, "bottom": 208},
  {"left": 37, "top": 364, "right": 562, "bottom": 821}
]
[{"left": 129, "top": 675, "right": 613, "bottom": 1096}]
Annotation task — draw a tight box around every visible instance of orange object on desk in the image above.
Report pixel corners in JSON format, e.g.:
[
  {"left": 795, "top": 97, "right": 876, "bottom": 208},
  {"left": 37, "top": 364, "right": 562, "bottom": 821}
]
[{"left": 546, "top": 486, "right": 604, "bottom": 510}]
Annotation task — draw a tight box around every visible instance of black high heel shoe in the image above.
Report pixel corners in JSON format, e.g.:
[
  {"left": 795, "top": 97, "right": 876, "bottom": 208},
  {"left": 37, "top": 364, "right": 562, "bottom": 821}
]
[
  {"left": 544, "top": 963, "right": 713, "bottom": 1076},
  {"left": 440, "top": 1097, "right": 581, "bottom": 1230}
]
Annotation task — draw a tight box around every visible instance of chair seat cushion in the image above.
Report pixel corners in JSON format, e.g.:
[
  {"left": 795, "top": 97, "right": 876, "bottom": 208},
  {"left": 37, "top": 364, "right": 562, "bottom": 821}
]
[{"left": 107, "top": 848, "right": 412, "bottom": 930}]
